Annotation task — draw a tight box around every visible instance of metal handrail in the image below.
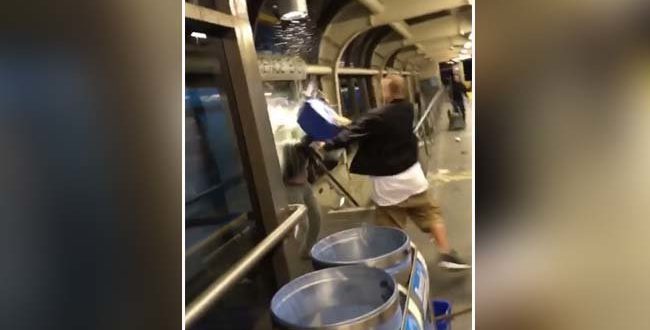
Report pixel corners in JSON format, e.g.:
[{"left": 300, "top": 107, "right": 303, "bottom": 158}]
[
  {"left": 185, "top": 175, "right": 243, "bottom": 206},
  {"left": 185, "top": 213, "right": 248, "bottom": 258},
  {"left": 413, "top": 88, "right": 444, "bottom": 135},
  {"left": 185, "top": 204, "right": 307, "bottom": 328}
]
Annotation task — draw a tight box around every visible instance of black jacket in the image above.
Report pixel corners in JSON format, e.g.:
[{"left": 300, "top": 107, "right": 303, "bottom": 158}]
[{"left": 324, "top": 99, "right": 418, "bottom": 176}]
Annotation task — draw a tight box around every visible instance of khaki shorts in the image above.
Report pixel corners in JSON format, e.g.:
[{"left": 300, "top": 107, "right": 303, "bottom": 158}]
[{"left": 375, "top": 190, "right": 443, "bottom": 232}]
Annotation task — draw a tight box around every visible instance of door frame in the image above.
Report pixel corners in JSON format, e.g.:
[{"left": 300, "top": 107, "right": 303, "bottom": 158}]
[{"left": 184, "top": 1, "right": 295, "bottom": 287}]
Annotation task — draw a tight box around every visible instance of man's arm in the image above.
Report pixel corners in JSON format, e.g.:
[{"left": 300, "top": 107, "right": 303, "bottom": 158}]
[{"left": 323, "top": 112, "right": 380, "bottom": 151}]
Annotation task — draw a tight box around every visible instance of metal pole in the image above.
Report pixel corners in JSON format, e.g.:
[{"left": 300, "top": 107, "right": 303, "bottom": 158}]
[
  {"left": 413, "top": 88, "right": 443, "bottom": 134},
  {"left": 185, "top": 204, "right": 307, "bottom": 328},
  {"left": 434, "top": 306, "right": 472, "bottom": 321},
  {"left": 308, "top": 149, "right": 360, "bottom": 207}
]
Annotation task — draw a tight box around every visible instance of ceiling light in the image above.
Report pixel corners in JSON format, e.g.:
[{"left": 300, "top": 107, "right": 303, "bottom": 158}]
[
  {"left": 190, "top": 32, "right": 207, "bottom": 39},
  {"left": 464, "top": 41, "right": 472, "bottom": 49},
  {"left": 279, "top": 0, "right": 308, "bottom": 21}
]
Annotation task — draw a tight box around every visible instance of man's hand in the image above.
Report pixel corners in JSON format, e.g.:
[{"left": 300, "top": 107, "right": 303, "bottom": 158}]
[
  {"left": 310, "top": 141, "right": 326, "bottom": 149},
  {"left": 333, "top": 114, "right": 352, "bottom": 126}
]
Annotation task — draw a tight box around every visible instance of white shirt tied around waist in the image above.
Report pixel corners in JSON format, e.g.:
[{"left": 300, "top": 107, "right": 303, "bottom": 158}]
[{"left": 370, "top": 162, "right": 429, "bottom": 206}]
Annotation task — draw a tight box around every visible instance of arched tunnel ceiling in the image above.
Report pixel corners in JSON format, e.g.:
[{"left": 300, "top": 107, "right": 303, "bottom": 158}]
[
  {"left": 341, "top": 25, "right": 392, "bottom": 67},
  {"left": 249, "top": 0, "right": 471, "bottom": 68},
  {"left": 356, "top": 0, "right": 472, "bottom": 69},
  {"left": 408, "top": 10, "right": 472, "bottom": 42},
  {"left": 370, "top": 0, "right": 468, "bottom": 26}
]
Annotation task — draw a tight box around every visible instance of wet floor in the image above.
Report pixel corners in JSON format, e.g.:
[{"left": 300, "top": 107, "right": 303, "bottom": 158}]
[{"left": 418, "top": 98, "right": 473, "bottom": 329}]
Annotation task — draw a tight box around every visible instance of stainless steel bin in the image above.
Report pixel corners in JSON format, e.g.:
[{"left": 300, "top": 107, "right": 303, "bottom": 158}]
[
  {"left": 310, "top": 226, "right": 412, "bottom": 284},
  {"left": 271, "top": 266, "right": 402, "bottom": 330}
]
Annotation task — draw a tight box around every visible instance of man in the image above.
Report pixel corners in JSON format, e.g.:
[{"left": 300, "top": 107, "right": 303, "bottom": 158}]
[
  {"left": 281, "top": 137, "right": 322, "bottom": 258},
  {"left": 322, "top": 75, "right": 470, "bottom": 270},
  {"left": 451, "top": 74, "right": 468, "bottom": 121}
]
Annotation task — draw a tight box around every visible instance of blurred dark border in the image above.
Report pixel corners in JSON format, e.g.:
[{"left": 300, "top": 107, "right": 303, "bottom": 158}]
[
  {"left": 476, "top": 1, "right": 650, "bottom": 329},
  {"left": 1, "top": 1, "right": 182, "bottom": 329}
]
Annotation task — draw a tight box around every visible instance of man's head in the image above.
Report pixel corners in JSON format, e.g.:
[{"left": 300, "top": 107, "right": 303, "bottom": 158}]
[
  {"left": 453, "top": 74, "right": 462, "bottom": 82},
  {"left": 381, "top": 74, "right": 406, "bottom": 103}
]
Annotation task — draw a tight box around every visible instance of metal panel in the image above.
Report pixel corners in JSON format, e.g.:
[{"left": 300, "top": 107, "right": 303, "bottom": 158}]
[
  {"left": 220, "top": 0, "right": 310, "bottom": 287},
  {"left": 185, "top": 3, "right": 241, "bottom": 28},
  {"left": 257, "top": 54, "right": 307, "bottom": 81},
  {"left": 370, "top": 0, "right": 466, "bottom": 26}
]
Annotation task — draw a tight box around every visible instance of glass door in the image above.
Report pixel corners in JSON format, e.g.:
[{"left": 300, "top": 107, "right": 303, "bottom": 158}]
[{"left": 185, "top": 19, "right": 277, "bottom": 330}]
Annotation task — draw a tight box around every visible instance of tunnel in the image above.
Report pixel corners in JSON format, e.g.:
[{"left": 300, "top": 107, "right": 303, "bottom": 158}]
[{"left": 184, "top": 1, "right": 473, "bottom": 329}]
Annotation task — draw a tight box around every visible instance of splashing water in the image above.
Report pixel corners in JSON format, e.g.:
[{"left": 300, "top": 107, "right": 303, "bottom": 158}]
[{"left": 358, "top": 222, "right": 372, "bottom": 249}]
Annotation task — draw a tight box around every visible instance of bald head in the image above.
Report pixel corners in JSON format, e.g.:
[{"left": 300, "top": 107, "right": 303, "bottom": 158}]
[{"left": 381, "top": 74, "right": 406, "bottom": 103}]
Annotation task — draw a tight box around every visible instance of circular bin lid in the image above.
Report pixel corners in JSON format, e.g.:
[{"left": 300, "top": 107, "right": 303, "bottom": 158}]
[
  {"left": 271, "top": 265, "right": 400, "bottom": 329},
  {"left": 310, "top": 226, "right": 410, "bottom": 268}
]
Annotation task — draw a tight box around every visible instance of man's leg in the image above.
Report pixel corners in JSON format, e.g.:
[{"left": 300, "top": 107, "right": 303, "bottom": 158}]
[
  {"left": 300, "top": 184, "right": 322, "bottom": 252},
  {"left": 431, "top": 221, "right": 451, "bottom": 254},
  {"left": 455, "top": 99, "right": 466, "bottom": 121},
  {"left": 286, "top": 184, "right": 319, "bottom": 258},
  {"left": 459, "top": 101, "right": 466, "bottom": 121},
  {"left": 406, "top": 191, "right": 470, "bottom": 269},
  {"left": 406, "top": 192, "right": 450, "bottom": 253}
]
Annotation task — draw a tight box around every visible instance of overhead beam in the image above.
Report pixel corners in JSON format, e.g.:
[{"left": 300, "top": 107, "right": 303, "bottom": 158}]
[
  {"left": 370, "top": 0, "right": 467, "bottom": 26},
  {"left": 388, "top": 21, "right": 414, "bottom": 40},
  {"left": 421, "top": 49, "right": 460, "bottom": 61},
  {"left": 185, "top": 3, "right": 243, "bottom": 28},
  {"left": 338, "top": 67, "right": 380, "bottom": 75},
  {"left": 357, "top": 0, "right": 384, "bottom": 14},
  {"left": 397, "top": 50, "right": 420, "bottom": 61},
  {"left": 409, "top": 15, "right": 464, "bottom": 41},
  {"left": 406, "top": 35, "right": 468, "bottom": 49}
]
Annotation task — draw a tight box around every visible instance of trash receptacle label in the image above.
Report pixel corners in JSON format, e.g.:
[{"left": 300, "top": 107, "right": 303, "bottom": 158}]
[{"left": 411, "top": 260, "right": 427, "bottom": 305}]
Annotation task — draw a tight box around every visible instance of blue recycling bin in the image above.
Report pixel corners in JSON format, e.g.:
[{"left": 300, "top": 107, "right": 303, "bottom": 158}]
[
  {"left": 432, "top": 300, "right": 452, "bottom": 330},
  {"left": 297, "top": 99, "right": 341, "bottom": 140}
]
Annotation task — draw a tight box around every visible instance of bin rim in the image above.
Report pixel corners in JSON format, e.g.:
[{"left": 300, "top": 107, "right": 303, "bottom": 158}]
[
  {"left": 309, "top": 226, "right": 411, "bottom": 267},
  {"left": 271, "top": 265, "right": 400, "bottom": 330}
]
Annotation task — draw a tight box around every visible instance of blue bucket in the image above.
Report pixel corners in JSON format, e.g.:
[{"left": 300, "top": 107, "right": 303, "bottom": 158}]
[
  {"left": 297, "top": 99, "right": 341, "bottom": 140},
  {"left": 432, "top": 300, "right": 452, "bottom": 330}
]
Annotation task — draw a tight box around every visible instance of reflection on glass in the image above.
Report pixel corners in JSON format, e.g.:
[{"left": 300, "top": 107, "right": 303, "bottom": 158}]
[
  {"left": 340, "top": 77, "right": 373, "bottom": 118},
  {"left": 185, "top": 35, "right": 258, "bottom": 304},
  {"left": 184, "top": 25, "right": 280, "bottom": 330},
  {"left": 185, "top": 87, "right": 251, "bottom": 224}
]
